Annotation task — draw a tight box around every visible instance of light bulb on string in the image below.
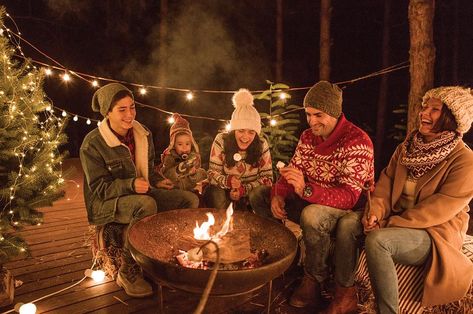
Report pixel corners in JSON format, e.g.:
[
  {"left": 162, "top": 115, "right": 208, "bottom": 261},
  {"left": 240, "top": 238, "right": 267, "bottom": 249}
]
[
  {"left": 91, "top": 80, "right": 99, "bottom": 87},
  {"left": 225, "top": 123, "right": 231, "bottom": 132},
  {"left": 61, "top": 110, "right": 67, "bottom": 117},
  {"left": 185, "top": 92, "right": 194, "bottom": 101},
  {"left": 86, "top": 119, "right": 91, "bottom": 125},
  {"left": 62, "top": 72, "right": 71, "bottom": 82},
  {"left": 279, "top": 92, "right": 288, "bottom": 100},
  {"left": 84, "top": 269, "right": 106, "bottom": 282},
  {"left": 73, "top": 115, "right": 78, "bottom": 122},
  {"left": 43, "top": 68, "right": 52, "bottom": 76},
  {"left": 14, "top": 302, "right": 37, "bottom": 314},
  {"left": 270, "top": 119, "right": 277, "bottom": 126},
  {"left": 139, "top": 87, "right": 147, "bottom": 95},
  {"left": 167, "top": 115, "right": 175, "bottom": 124},
  {"left": 97, "top": 121, "right": 101, "bottom": 126}
]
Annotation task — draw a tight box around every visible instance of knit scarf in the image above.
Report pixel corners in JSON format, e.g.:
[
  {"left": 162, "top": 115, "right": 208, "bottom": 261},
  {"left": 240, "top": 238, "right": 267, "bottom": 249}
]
[{"left": 400, "top": 130, "right": 460, "bottom": 179}]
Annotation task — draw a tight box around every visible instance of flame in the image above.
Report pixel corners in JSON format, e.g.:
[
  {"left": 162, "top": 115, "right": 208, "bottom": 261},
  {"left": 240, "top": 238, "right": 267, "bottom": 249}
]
[
  {"left": 193, "top": 203, "right": 234, "bottom": 241},
  {"left": 193, "top": 212, "right": 215, "bottom": 240}
]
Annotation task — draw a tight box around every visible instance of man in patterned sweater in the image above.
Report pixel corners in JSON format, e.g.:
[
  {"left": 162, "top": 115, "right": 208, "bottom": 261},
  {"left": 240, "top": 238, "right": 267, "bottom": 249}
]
[{"left": 253, "top": 81, "right": 374, "bottom": 313}]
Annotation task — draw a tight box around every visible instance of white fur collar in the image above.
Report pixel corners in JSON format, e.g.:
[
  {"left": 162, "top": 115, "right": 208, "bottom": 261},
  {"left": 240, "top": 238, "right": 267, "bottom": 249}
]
[{"left": 98, "top": 118, "right": 150, "bottom": 180}]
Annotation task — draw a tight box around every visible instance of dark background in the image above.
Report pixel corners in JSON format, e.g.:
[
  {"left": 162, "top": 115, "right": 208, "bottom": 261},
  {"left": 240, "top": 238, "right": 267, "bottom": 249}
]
[{"left": 2, "top": 0, "right": 473, "bottom": 173}]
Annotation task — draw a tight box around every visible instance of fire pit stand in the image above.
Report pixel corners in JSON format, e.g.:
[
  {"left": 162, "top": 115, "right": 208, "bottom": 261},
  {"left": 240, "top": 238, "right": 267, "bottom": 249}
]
[{"left": 128, "top": 208, "right": 298, "bottom": 313}]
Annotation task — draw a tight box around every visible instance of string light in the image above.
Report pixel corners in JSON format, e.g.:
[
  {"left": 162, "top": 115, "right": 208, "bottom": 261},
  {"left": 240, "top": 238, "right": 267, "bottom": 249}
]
[
  {"left": 43, "top": 68, "right": 52, "bottom": 76},
  {"left": 270, "top": 119, "right": 277, "bottom": 126},
  {"left": 61, "top": 110, "right": 67, "bottom": 117},
  {"left": 279, "top": 92, "right": 287, "bottom": 100},
  {"left": 14, "top": 302, "right": 37, "bottom": 314},
  {"left": 91, "top": 80, "right": 99, "bottom": 87},
  {"left": 167, "top": 115, "right": 175, "bottom": 124},
  {"left": 84, "top": 269, "right": 106, "bottom": 282},
  {"left": 73, "top": 115, "right": 78, "bottom": 122},
  {"left": 186, "top": 92, "right": 194, "bottom": 101},
  {"left": 139, "top": 87, "right": 147, "bottom": 95},
  {"left": 62, "top": 72, "right": 71, "bottom": 82},
  {"left": 225, "top": 123, "right": 231, "bottom": 131},
  {"left": 86, "top": 119, "right": 91, "bottom": 125}
]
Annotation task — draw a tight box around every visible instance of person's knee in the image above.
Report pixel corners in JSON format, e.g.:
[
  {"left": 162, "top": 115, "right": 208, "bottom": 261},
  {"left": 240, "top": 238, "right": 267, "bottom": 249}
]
[
  {"left": 135, "top": 195, "right": 157, "bottom": 218},
  {"left": 365, "top": 230, "right": 385, "bottom": 252},
  {"left": 184, "top": 191, "right": 199, "bottom": 208},
  {"left": 337, "top": 212, "right": 362, "bottom": 239},
  {"left": 204, "top": 185, "right": 227, "bottom": 209},
  {"left": 248, "top": 185, "right": 270, "bottom": 213},
  {"left": 300, "top": 205, "right": 330, "bottom": 232}
]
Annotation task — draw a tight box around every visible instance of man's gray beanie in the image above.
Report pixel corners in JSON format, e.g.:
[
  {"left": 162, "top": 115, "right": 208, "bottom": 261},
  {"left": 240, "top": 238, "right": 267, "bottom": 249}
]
[
  {"left": 303, "top": 81, "right": 342, "bottom": 118},
  {"left": 91, "top": 83, "right": 133, "bottom": 117}
]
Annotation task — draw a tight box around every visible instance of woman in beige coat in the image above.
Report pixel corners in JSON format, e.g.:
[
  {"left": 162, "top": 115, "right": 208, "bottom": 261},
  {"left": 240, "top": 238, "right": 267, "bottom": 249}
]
[{"left": 362, "top": 86, "right": 473, "bottom": 314}]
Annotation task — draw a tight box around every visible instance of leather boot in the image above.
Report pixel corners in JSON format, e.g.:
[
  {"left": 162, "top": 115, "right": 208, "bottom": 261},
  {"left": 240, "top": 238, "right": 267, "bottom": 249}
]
[
  {"left": 321, "top": 284, "right": 358, "bottom": 314},
  {"left": 116, "top": 249, "right": 153, "bottom": 297},
  {"left": 289, "top": 274, "right": 321, "bottom": 308}
]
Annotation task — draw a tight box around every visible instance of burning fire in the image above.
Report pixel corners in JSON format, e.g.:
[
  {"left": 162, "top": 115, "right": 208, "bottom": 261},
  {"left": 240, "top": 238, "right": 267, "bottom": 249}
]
[{"left": 193, "top": 203, "right": 234, "bottom": 241}]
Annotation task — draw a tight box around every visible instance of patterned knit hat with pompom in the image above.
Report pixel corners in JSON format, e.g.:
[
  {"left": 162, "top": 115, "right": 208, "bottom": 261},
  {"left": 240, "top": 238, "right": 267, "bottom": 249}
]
[
  {"left": 422, "top": 86, "right": 473, "bottom": 134},
  {"left": 166, "top": 113, "right": 199, "bottom": 154},
  {"left": 230, "top": 89, "right": 261, "bottom": 134}
]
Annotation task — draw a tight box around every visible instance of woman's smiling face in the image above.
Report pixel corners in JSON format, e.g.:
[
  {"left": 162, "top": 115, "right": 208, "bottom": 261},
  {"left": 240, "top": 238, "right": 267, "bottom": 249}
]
[
  {"left": 234, "top": 129, "right": 257, "bottom": 150},
  {"left": 419, "top": 98, "right": 443, "bottom": 142}
]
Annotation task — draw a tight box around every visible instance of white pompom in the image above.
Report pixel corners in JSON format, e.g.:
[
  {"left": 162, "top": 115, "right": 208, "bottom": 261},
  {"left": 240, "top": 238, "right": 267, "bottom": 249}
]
[{"left": 232, "top": 88, "right": 254, "bottom": 108}]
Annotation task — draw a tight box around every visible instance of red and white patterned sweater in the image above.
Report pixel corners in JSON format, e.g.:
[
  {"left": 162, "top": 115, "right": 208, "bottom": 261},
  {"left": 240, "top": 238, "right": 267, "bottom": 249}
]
[
  {"left": 273, "top": 114, "right": 374, "bottom": 209},
  {"left": 208, "top": 132, "right": 273, "bottom": 197}
]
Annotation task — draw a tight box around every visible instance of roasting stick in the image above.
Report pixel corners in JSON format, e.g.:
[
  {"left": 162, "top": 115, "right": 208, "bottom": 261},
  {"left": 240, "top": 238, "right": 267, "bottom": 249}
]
[{"left": 193, "top": 240, "right": 220, "bottom": 314}]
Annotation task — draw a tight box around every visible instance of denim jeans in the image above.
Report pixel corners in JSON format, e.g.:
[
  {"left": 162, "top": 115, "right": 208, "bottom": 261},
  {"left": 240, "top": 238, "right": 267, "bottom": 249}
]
[
  {"left": 149, "top": 187, "right": 199, "bottom": 211},
  {"left": 301, "top": 204, "right": 363, "bottom": 286},
  {"left": 365, "top": 227, "right": 432, "bottom": 314},
  {"left": 204, "top": 184, "right": 271, "bottom": 210},
  {"left": 113, "top": 194, "right": 158, "bottom": 248},
  {"left": 251, "top": 190, "right": 363, "bottom": 286}
]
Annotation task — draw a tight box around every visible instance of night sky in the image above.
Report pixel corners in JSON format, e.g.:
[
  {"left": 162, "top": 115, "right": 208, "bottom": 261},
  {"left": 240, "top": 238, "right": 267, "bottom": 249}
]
[{"left": 3, "top": 0, "right": 473, "bottom": 172}]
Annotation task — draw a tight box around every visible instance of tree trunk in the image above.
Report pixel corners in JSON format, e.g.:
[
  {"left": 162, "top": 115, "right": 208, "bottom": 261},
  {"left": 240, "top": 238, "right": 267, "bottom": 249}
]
[
  {"left": 452, "top": 0, "right": 459, "bottom": 83},
  {"left": 407, "top": 0, "right": 436, "bottom": 133},
  {"left": 158, "top": 0, "right": 168, "bottom": 106},
  {"left": 375, "top": 0, "right": 391, "bottom": 166},
  {"left": 275, "top": 0, "right": 283, "bottom": 82},
  {"left": 319, "top": 0, "right": 331, "bottom": 81}
]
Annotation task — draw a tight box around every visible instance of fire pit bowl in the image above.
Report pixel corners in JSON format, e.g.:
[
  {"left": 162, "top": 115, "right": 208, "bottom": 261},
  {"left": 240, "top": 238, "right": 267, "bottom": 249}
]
[{"left": 128, "top": 208, "right": 297, "bottom": 296}]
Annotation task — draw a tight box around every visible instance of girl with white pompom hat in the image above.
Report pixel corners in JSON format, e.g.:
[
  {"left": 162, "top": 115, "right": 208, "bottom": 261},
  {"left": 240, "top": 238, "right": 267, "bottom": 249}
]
[{"left": 204, "top": 88, "right": 273, "bottom": 210}]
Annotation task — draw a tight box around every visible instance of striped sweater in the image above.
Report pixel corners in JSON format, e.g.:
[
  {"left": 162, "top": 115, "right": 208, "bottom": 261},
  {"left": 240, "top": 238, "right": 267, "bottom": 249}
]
[
  {"left": 273, "top": 114, "right": 374, "bottom": 209},
  {"left": 208, "top": 132, "right": 273, "bottom": 197}
]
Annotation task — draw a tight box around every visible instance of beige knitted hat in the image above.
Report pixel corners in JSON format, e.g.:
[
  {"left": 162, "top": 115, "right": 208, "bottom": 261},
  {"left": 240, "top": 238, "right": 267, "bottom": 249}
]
[
  {"left": 303, "top": 81, "right": 342, "bottom": 118},
  {"left": 422, "top": 86, "right": 473, "bottom": 134},
  {"left": 230, "top": 89, "right": 261, "bottom": 134}
]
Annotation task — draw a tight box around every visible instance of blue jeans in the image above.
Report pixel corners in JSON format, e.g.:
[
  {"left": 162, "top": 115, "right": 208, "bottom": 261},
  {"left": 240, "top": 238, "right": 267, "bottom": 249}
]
[
  {"left": 113, "top": 194, "right": 158, "bottom": 249},
  {"left": 204, "top": 184, "right": 271, "bottom": 210},
  {"left": 251, "top": 190, "right": 363, "bottom": 286},
  {"left": 301, "top": 204, "right": 363, "bottom": 286},
  {"left": 365, "top": 227, "right": 432, "bottom": 314},
  {"left": 149, "top": 187, "right": 199, "bottom": 211}
]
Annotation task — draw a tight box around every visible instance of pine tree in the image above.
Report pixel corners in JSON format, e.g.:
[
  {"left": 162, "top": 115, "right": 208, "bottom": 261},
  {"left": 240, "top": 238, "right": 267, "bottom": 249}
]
[
  {"left": 0, "top": 10, "right": 67, "bottom": 264},
  {"left": 256, "top": 81, "right": 301, "bottom": 179}
]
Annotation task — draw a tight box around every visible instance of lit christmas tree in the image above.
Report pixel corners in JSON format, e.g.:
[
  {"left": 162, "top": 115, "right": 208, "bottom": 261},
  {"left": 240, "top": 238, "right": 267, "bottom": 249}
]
[{"left": 0, "top": 10, "right": 67, "bottom": 264}]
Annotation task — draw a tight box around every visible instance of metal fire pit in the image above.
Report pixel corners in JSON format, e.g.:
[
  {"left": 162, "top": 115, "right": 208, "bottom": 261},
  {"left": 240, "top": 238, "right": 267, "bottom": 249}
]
[{"left": 128, "top": 208, "right": 297, "bottom": 296}]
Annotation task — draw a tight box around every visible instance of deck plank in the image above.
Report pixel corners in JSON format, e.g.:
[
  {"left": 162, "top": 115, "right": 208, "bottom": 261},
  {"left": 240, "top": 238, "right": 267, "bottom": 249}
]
[{"left": 1, "top": 158, "right": 308, "bottom": 314}]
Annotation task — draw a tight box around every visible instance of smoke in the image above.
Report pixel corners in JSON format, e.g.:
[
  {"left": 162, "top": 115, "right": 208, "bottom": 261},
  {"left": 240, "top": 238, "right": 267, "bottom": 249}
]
[{"left": 122, "top": 1, "right": 272, "bottom": 92}]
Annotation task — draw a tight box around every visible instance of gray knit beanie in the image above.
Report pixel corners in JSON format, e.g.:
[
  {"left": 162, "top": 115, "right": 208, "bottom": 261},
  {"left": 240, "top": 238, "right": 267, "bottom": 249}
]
[
  {"left": 303, "top": 81, "right": 342, "bottom": 118},
  {"left": 422, "top": 86, "right": 473, "bottom": 134},
  {"left": 91, "top": 83, "right": 134, "bottom": 117}
]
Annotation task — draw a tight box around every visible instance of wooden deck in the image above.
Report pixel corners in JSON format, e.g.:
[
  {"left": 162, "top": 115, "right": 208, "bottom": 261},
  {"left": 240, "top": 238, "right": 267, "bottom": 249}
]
[{"left": 2, "top": 159, "right": 313, "bottom": 314}]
